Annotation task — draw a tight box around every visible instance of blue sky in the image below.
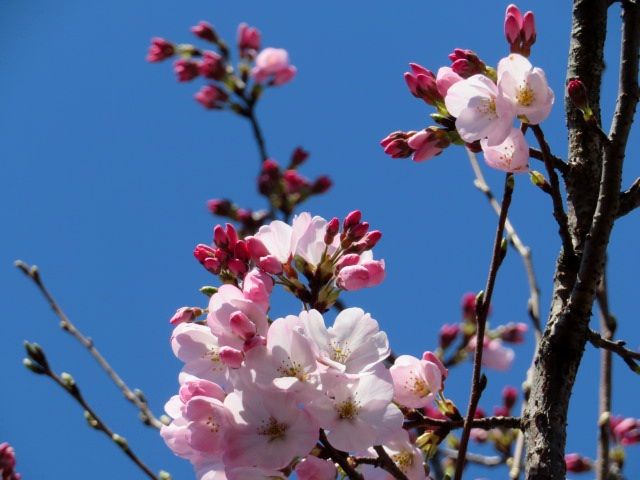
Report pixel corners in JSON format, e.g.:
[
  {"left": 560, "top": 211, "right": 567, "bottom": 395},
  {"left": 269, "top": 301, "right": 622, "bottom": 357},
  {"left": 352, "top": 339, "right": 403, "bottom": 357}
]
[{"left": 1, "top": 1, "right": 638, "bottom": 478}]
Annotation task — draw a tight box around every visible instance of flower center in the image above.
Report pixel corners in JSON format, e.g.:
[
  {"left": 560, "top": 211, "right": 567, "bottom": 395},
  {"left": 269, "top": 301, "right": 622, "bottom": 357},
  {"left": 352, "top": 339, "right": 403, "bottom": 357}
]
[
  {"left": 330, "top": 341, "right": 351, "bottom": 364},
  {"left": 257, "top": 416, "right": 288, "bottom": 442},
  {"left": 476, "top": 97, "right": 497, "bottom": 118},
  {"left": 516, "top": 84, "right": 535, "bottom": 107},
  {"left": 410, "top": 377, "right": 431, "bottom": 398},
  {"left": 206, "top": 415, "right": 220, "bottom": 434},
  {"left": 392, "top": 451, "right": 414, "bottom": 472},
  {"left": 277, "top": 359, "right": 307, "bottom": 381},
  {"left": 336, "top": 398, "right": 360, "bottom": 420}
]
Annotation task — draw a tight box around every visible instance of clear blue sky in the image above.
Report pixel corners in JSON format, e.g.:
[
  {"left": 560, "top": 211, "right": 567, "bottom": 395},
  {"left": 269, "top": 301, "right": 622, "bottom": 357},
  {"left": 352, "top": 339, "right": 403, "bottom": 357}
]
[{"left": 1, "top": 1, "right": 638, "bottom": 478}]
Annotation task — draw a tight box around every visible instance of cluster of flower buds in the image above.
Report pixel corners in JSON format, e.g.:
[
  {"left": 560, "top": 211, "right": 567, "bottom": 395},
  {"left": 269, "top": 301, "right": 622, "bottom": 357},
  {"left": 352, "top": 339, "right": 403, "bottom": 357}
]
[
  {"left": 610, "top": 416, "right": 640, "bottom": 446},
  {"left": 0, "top": 443, "right": 21, "bottom": 480},
  {"left": 257, "top": 151, "right": 332, "bottom": 217},
  {"left": 206, "top": 199, "right": 268, "bottom": 237},
  {"left": 564, "top": 453, "right": 593, "bottom": 473},
  {"left": 504, "top": 4, "right": 536, "bottom": 57},
  {"left": 382, "top": 4, "right": 553, "bottom": 174},
  {"left": 194, "top": 223, "right": 257, "bottom": 281},
  {"left": 148, "top": 21, "right": 296, "bottom": 111}
]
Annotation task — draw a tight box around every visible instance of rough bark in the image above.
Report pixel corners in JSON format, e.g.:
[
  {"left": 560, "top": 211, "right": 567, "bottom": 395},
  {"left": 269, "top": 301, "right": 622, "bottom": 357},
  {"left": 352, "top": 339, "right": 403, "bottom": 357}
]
[{"left": 524, "top": 1, "right": 639, "bottom": 478}]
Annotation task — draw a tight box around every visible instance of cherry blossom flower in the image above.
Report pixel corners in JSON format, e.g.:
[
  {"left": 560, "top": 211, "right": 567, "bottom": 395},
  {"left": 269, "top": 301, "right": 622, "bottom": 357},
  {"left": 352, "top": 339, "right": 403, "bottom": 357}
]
[
  {"left": 445, "top": 74, "right": 516, "bottom": 145},
  {"left": 611, "top": 416, "right": 640, "bottom": 445},
  {"left": 294, "top": 456, "right": 337, "bottom": 480},
  {"left": 480, "top": 127, "right": 529, "bottom": 173},
  {"left": 497, "top": 54, "right": 554, "bottom": 124},
  {"left": 251, "top": 48, "right": 297, "bottom": 86},
  {"left": 223, "top": 388, "right": 318, "bottom": 469},
  {"left": 406, "top": 128, "right": 450, "bottom": 162},
  {"left": 468, "top": 336, "right": 515, "bottom": 371},
  {"left": 358, "top": 431, "right": 427, "bottom": 480},
  {"left": 302, "top": 308, "right": 389, "bottom": 375},
  {"left": 436, "top": 66, "right": 463, "bottom": 97},
  {"left": 171, "top": 323, "right": 230, "bottom": 388},
  {"left": 390, "top": 353, "right": 447, "bottom": 408},
  {"left": 307, "top": 371, "right": 403, "bottom": 452},
  {"left": 336, "top": 251, "right": 386, "bottom": 291},
  {"left": 169, "top": 306, "right": 203, "bottom": 325},
  {"left": 184, "top": 394, "right": 233, "bottom": 455}
]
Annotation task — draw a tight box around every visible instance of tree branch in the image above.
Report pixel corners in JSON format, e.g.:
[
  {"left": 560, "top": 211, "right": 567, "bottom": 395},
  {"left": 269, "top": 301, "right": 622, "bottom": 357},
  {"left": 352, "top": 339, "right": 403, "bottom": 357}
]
[
  {"left": 15, "top": 261, "right": 163, "bottom": 430},
  {"left": 529, "top": 147, "right": 569, "bottom": 175},
  {"left": 616, "top": 177, "right": 640, "bottom": 218},
  {"left": 373, "top": 446, "right": 409, "bottom": 480},
  {"left": 319, "top": 429, "right": 363, "bottom": 480},
  {"left": 588, "top": 329, "right": 640, "bottom": 372},
  {"left": 454, "top": 173, "right": 515, "bottom": 480},
  {"left": 404, "top": 415, "right": 523, "bottom": 431}
]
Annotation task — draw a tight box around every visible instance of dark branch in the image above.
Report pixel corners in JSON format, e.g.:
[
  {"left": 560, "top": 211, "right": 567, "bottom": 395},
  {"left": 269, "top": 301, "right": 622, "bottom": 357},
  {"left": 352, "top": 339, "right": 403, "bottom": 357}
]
[
  {"left": 404, "top": 415, "right": 523, "bottom": 431},
  {"left": 616, "top": 177, "right": 640, "bottom": 218},
  {"left": 588, "top": 329, "right": 640, "bottom": 372},
  {"left": 319, "top": 429, "right": 363, "bottom": 480},
  {"left": 529, "top": 147, "right": 569, "bottom": 175},
  {"left": 373, "top": 446, "right": 409, "bottom": 480}
]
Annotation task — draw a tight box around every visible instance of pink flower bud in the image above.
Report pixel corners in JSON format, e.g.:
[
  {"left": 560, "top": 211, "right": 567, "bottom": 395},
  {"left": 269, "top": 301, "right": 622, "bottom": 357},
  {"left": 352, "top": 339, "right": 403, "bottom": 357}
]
[
  {"left": 436, "top": 66, "right": 463, "bottom": 97},
  {"left": 404, "top": 64, "right": 442, "bottom": 105},
  {"left": 219, "top": 347, "right": 243, "bottom": 368},
  {"left": 193, "top": 244, "right": 215, "bottom": 263},
  {"left": 191, "top": 21, "right": 218, "bottom": 43},
  {"left": 567, "top": 78, "right": 592, "bottom": 119},
  {"left": 246, "top": 237, "right": 270, "bottom": 260},
  {"left": 234, "top": 240, "right": 250, "bottom": 263},
  {"left": 407, "top": 128, "right": 450, "bottom": 162},
  {"left": 448, "top": 49, "right": 486, "bottom": 78},
  {"left": 199, "top": 51, "right": 225, "bottom": 80},
  {"left": 203, "top": 257, "right": 222, "bottom": 274},
  {"left": 422, "top": 351, "right": 448, "bottom": 379},
  {"left": 169, "top": 307, "right": 203, "bottom": 325},
  {"left": 173, "top": 59, "right": 200, "bottom": 82},
  {"left": 237, "top": 23, "right": 261, "bottom": 58},
  {"left": 206, "top": 198, "right": 232, "bottom": 216},
  {"left": 227, "top": 258, "right": 248, "bottom": 277},
  {"left": 343, "top": 210, "right": 362, "bottom": 230},
  {"left": 500, "top": 322, "right": 528, "bottom": 343},
  {"left": 336, "top": 259, "right": 385, "bottom": 291},
  {"left": 258, "top": 255, "right": 283, "bottom": 275},
  {"left": 243, "top": 334, "right": 267, "bottom": 352},
  {"left": 335, "top": 253, "right": 361, "bottom": 272},
  {"left": 230, "top": 311, "right": 257, "bottom": 340},
  {"left": 362, "top": 230, "right": 382, "bottom": 250},
  {"left": 324, "top": 217, "right": 340, "bottom": 245},
  {"left": 290, "top": 147, "right": 309, "bottom": 167},
  {"left": 251, "top": 48, "right": 297, "bottom": 86},
  {"left": 311, "top": 175, "right": 332, "bottom": 194},
  {"left": 439, "top": 323, "right": 460, "bottom": 349},
  {"left": 194, "top": 85, "right": 228, "bottom": 109},
  {"left": 565, "top": 453, "right": 592, "bottom": 473},
  {"left": 493, "top": 406, "right": 510, "bottom": 417},
  {"left": 380, "top": 131, "right": 414, "bottom": 159},
  {"left": 522, "top": 11, "right": 536, "bottom": 46},
  {"left": 146, "top": 37, "right": 175, "bottom": 62},
  {"left": 213, "top": 225, "right": 229, "bottom": 248},
  {"left": 502, "top": 386, "right": 518, "bottom": 410},
  {"left": 283, "top": 170, "right": 309, "bottom": 194},
  {"left": 612, "top": 417, "right": 640, "bottom": 445},
  {"left": 262, "top": 158, "right": 280, "bottom": 175},
  {"left": 225, "top": 223, "right": 238, "bottom": 248},
  {"left": 504, "top": 13, "right": 522, "bottom": 45},
  {"left": 349, "top": 222, "right": 369, "bottom": 241}
]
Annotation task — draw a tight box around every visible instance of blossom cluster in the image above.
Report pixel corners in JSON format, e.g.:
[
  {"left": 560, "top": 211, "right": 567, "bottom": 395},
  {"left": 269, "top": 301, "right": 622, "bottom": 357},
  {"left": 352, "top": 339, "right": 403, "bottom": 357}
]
[
  {"left": 0, "top": 443, "right": 21, "bottom": 480},
  {"left": 163, "top": 212, "right": 455, "bottom": 478},
  {"left": 148, "top": 21, "right": 296, "bottom": 110},
  {"left": 381, "top": 4, "right": 553, "bottom": 173}
]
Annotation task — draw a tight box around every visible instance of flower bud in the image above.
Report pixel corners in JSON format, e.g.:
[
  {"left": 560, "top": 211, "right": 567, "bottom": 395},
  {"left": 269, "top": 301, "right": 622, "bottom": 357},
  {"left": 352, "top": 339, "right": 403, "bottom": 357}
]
[
  {"left": 565, "top": 453, "right": 592, "bottom": 473},
  {"left": 362, "top": 230, "right": 382, "bottom": 250},
  {"left": 502, "top": 386, "right": 518, "bottom": 410},
  {"left": 349, "top": 221, "right": 369, "bottom": 241},
  {"left": 380, "top": 131, "right": 415, "bottom": 159},
  {"left": 290, "top": 147, "right": 309, "bottom": 168},
  {"left": 311, "top": 176, "right": 332, "bottom": 194},
  {"left": 504, "top": 12, "right": 522, "bottom": 45},
  {"left": 146, "top": 37, "right": 175, "bottom": 62},
  {"left": 567, "top": 78, "right": 593, "bottom": 120},
  {"left": 238, "top": 23, "right": 261, "bottom": 58},
  {"left": 439, "top": 324, "right": 460, "bottom": 350},
  {"left": 230, "top": 311, "right": 257, "bottom": 340},
  {"left": 258, "top": 255, "right": 283, "bottom": 275},
  {"left": 522, "top": 11, "right": 536, "bottom": 47},
  {"left": 169, "top": 307, "right": 203, "bottom": 325},
  {"left": 194, "top": 85, "right": 228, "bottom": 110},
  {"left": 283, "top": 170, "right": 309, "bottom": 193},
  {"left": 173, "top": 59, "right": 199, "bottom": 82},
  {"left": 206, "top": 198, "right": 232, "bottom": 216},
  {"left": 448, "top": 49, "right": 486, "bottom": 78},
  {"left": 191, "top": 21, "right": 218, "bottom": 43},
  {"left": 343, "top": 210, "right": 362, "bottom": 230},
  {"left": 500, "top": 322, "right": 528, "bottom": 343},
  {"left": 227, "top": 258, "right": 248, "bottom": 277},
  {"left": 404, "top": 64, "right": 442, "bottom": 105},
  {"left": 335, "top": 253, "right": 361, "bottom": 272},
  {"left": 234, "top": 240, "right": 250, "bottom": 263},
  {"left": 219, "top": 347, "right": 244, "bottom": 368},
  {"left": 243, "top": 335, "right": 267, "bottom": 352},
  {"left": 324, "top": 217, "right": 340, "bottom": 245},
  {"left": 213, "top": 225, "right": 229, "bottom": 248},
  {"left": 199, "top": 51, "right": 225, "bottom": 80},
  {"left": 245, "top": 237, "right": 270, "bottom": 260}
]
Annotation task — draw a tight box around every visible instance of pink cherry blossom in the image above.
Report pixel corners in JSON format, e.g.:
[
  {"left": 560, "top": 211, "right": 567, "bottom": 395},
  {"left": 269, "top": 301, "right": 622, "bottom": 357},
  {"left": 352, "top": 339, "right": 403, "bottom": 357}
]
[
  {"left": 237, "top": 23, "right": 261, "bottom": 58},
  {"left": 241, "top": 268, "right": 273, "bottom": 311},
  {"left": 358, "top": 431, "right": 427, "bottom": 480},
  {"left": 170, "top": 306, "right": 203, "bottom": 325},
  {"left": 223, "top": 388, "right": 318, "bottom": 470},
  {"left": 294, "top": 456, "right": 337, "bottom": 480},
  {"left": 251, "top": 48, "right": 297, "bottom": 86},
  {"left": 498, "top": 54, "right": 554, "bottom": 124},
  {"left": 302, "top": 308, "right": 389, "bottom": 375},
  {"left": 171, "top": 323, "right": 230, "bottom": 387},
  {"left": 611, "top": 417, "right": 640, "bottom": 445},
  {"left": 389, "top": 353, "right": 447, "bottom": 408},
  {"left": 436, "top": 66, "right": 463, "bottom": 97},
  {"left": 480, "top": 127, "right": 529, "bottom": 173},
  {"left": 306, "top": 371, "right": 403, "bottom": 452},
  {"left": 336, "top": 251, "right": 386, "bottom": 291},
  {"left": 185, "top": 395, "right": 233, "bottom": 455},
  {"left": 445, "top": 74, "right": 516, "bottom": 145},
  {"left": 468, "top": 336, "right": 515, "bottom": 371},
  {"left": 195, "top": 85, "right": 228, "bottom": 110}
]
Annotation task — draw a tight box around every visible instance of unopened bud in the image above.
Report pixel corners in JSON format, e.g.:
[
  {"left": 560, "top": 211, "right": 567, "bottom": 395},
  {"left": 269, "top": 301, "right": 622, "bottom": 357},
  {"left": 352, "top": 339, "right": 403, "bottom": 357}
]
[
  {"left": 324, "top": 217, "right": 340, "bottom": 245},
  {"left": 112, "top": 434, "right": 128, "bottom": 448},
  {"left": 439, "top": 324, "right": 460, "bottom": 350},
  {"left": 311, "top": 176, "right": 332, "bottom": 194},
  {"left": 219, "top": 347, "right": 243, "bottom": 368},
  {"left": 362, "top": 230, "right": 382, "bottom": 250},
  {"left": 24, "top": 341, "right": 48, "bottom": 368},
  {"left": 23, "top": 358, "right": 46, "bottom": 374},
  {"left": 349, "top": 222, "right": 369, "bottom": 241},
  {"left": 84, "top": 410, "right": 99, "bottom": 429},
  {"left": 61, "top": 372, "right": 76, "bottom": 390},
  {"left": 213, "top": 225, "right": 229, "bottom": 248},
  {"left": 290, "top": 147, "right": 309, "bottom": 168},
  {"left": 343, "top": 210, "right": 362, "bottom": 230},
  {"left": 159, "top": 471, "right": 173, "bottom": 480},
  {"left": 567, "top": 78, "right": 593, "bottom": 120},
  {"left": 229, "top": 311, "right": 257, "bottom": 340},
  {"left": 191, "top": 21, "right": 218, "bottom": 43},
  {"left": 206, "top": 198, "right": 232, "bottom": 216},
  {"left": 502, "top": 386, "right": 518, "bottom": 410},
  {"left": 529, "top": 170, "right": 552, "bottom": 193}
]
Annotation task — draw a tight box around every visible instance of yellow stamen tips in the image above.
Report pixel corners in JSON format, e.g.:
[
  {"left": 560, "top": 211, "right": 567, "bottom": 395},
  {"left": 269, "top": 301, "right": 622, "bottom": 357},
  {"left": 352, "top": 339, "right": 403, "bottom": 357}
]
[
  {"left": 336, "top": 398, "right": 360, "bottom": 420},
  {"left": 411, "top": 378, "right": 431, "bottom": 398},
  {"left": 206, "top": 415, "right": 220, "bottom": 434},
  {"left": 330, "top": 341, "right": 351, "bottom": 364},
  {"left": 392, "top": 451, "right": 414, "bottom": 472},
  {"left": 476, "top": 98, "right": 497, "bottom": 119},
  {"left": 517, "top": 83, "right": 535, "bottom": 107},
  {"left": 257, "top": 417, "right": 288, "bottom": 442},
  {"left": 277, "top": 360, "right": 307, "bottom": 381},
  {"left": 204, "top": 347, "right": 220, "bottom": 363}
]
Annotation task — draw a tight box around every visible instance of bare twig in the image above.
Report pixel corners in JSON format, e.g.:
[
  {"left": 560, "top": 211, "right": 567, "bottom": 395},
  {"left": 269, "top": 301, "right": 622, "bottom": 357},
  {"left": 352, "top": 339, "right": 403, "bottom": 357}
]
[
  {"left": 454, "top": 173, "right": 515, "bottom": 480},
  {"left": 404, "top": 415, "right": 523, "bottom": 431},
  {"left": 15, "top": 260, "right": 163, "bottom": 429},
  {"left": 467, "top": 150, "right": 542, "bottom": 338},
  {"left": 319, "top": 429, "right": 363, "bottom": 480},
  {"left": 529, "top": 147, "right": 569, "bottom": 175},
  {"left": 616, "top": 177, "right": 640, "bottom": 218},
  {"left": 587, "top": 329, "right": 640, "bottom": 372},
  {"left": 596, "top": 268, "right": 616, "bottom": 480},
  {"left": 23, "top": 344, "right": 160, "bottom": 479},
  {"left": 531, "top": 125, "right": 576, "bottom": 262},
  {"left": 246, "top": 106, "right": 269, "bottom": 163}
]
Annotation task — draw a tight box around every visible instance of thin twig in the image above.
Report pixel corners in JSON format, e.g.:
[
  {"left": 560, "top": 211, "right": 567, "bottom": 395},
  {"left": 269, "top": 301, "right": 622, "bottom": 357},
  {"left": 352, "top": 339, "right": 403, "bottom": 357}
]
[
  {"left": 467, "top": 150, "right": 542, "bottom": 339},
  {"left": 530, "top": 125, "right": 576, "bottom": 262},
  {"left": 454, "top": 172, "right": 515, "bottom": 480},
  {"left": 15, "top": 260, "right": 163, "bottom": 429},
  {"left": 404, "top": 415, "right": 523, "bottom": 431},
  {"left": 23, "top": 347, "right": 160, "bottom": 480},
  {"left": 616, "top": 177, "right": 640, "bottom": 218},
  {"left": 246, "top": 106, "right": 269, "bottom": 163},
  {"left": 319, "top": 429, "right": 363, "bottom": 480},
  {"left": 442, "top": 448, "right": 504, "bottom": 467},
  {"left": 373, "top": 445, "right": 409, "bottom": 480},
  {"left": 529, "top": 147, "right": 569, "bottom": 175},
  {"left": 587, "top": 329, "right": 640, "bottom": 372},
  {"left": 596, "top": 268, "right": 616, "bottom": 480}
]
